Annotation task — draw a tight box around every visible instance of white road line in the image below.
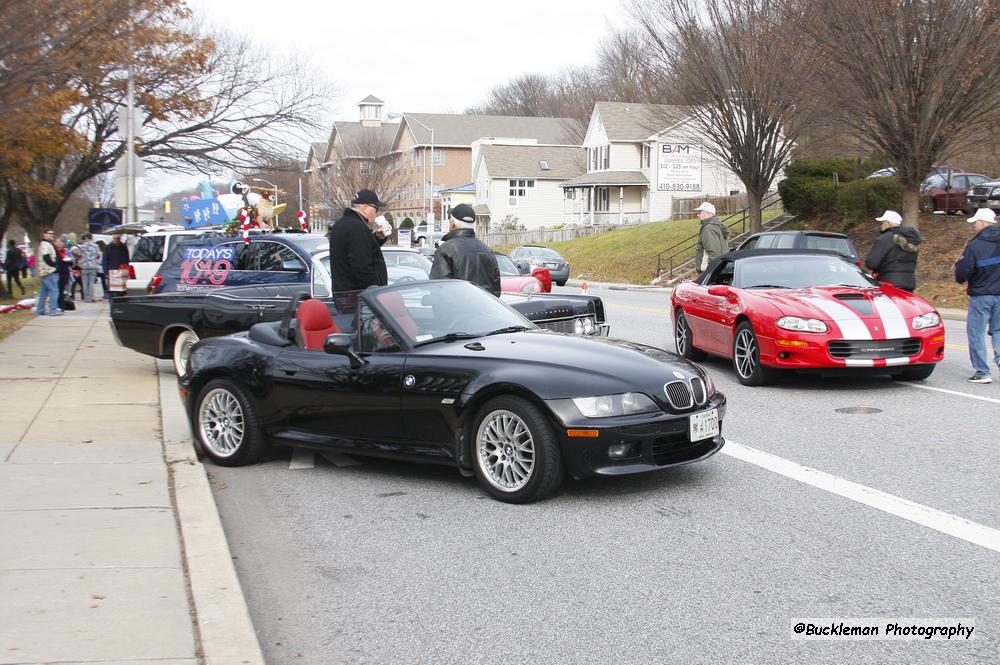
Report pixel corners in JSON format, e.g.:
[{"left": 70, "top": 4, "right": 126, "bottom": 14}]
[
  {"left": 722, "top": 440, "right": 1000, "bottom": 554},
  {"left": 288, "top": 448, "right": 315, "bottom": 469},
  {"left": 319, "top": 451, "right": 362, "bottom": 468},
  {"left": 899, "top": 382, "right": 1000, "bottom": 405}
]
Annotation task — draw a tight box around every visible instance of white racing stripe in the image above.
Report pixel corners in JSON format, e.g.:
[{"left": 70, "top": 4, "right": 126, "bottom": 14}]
[
  {"left": 722, "top": 440, "right": 1000, "bottom": 554},
  {"left": 844, "top": 359, "right": 875, "bottom": 367},
  {"left": 801, "top": 297, "right": 871, "bottom": 339},
  {"left": 872, "top": 295, "right": 911, "bottom": 338},
  {"left": 899, "top": 382, "right": 1000, "bottom": 405},
  {"left": 884, "top": 357, "right": 911, "bottom": 366}
]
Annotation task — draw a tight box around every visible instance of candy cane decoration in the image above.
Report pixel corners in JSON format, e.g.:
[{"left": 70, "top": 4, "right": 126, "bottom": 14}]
[
  {"left": 240, "top": 208, "right": 251, "bottom": 244},
  {"left": 297, "top": 209, "right": 308, "bottom": 231}
]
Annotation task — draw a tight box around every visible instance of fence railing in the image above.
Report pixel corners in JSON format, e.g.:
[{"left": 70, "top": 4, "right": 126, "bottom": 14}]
[
  {"left": 671, "top": 193, "right": 751, "bottom": 217},
  {"left": 483, "top": 223, "right": 641, "bottom": 247}
]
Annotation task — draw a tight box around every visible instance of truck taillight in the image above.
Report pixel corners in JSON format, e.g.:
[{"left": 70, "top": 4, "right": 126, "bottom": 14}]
[
  {"left": 147, "top": 275, "right": 162, "bottom": 294},
  {"left": 128, "top": 265, "right": 137, "bottom": 279}
]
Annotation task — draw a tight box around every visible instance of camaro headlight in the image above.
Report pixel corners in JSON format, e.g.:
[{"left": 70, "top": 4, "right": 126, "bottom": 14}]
[
  {"left": 573, "top": 392, "right": 658, "bottom": 418},
  {"left": 912, "top": 312, "right": 941, "bottom": 329},
  {"left": 776, "top": 316, "right": 828, "bottom": 333}
]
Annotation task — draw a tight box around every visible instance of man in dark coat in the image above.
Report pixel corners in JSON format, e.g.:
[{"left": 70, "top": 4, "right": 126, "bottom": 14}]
[
  {"left": 864, "top": 210, "right": 921, "bottom": 292},
  {"left": 430, "top": 204, "right": 500, "bottom": 296},
  {"left": 328, "top": 189, "right": 388, "bottom": 292},
  {"left": 955, "top": 208, "right": 1000, "bottom": 384},
  {"left": 102, "top": 233, "right": 131, "bottom": 302}
]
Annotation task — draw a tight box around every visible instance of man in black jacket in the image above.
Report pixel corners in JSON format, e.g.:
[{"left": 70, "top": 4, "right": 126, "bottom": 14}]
[
  {"left": 864, "top": 210, "right": 921, "bottom": 292},
  {"left": 328, "top": 189, "right": 388, "bottom": 292},
  {"left": 955, "top": 208, "right": 1000, "bottom": 384},
  {"left": 102, "top": 234, "right": 131, "bottom": 302},
  {"left": 430, "top": 204, "right": 500, "bottom": 296}
]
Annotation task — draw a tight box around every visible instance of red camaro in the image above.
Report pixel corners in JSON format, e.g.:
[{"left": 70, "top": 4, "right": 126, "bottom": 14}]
[{"left": 671, "top": 250, "right": 945, "bottom": 386}]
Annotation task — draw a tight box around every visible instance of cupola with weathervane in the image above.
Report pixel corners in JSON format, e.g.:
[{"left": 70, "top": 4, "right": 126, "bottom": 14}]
[{"left": 358, "top": 95, "right": 384, "bottom": 127}]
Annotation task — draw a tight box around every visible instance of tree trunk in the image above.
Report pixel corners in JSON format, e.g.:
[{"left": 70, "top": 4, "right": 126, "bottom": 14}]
[
  {"left": 902, "top": 188, "right": 920, "bottom": 231},
  {"left": 747, "top": 189, "right": 763, "bottom": 234}
]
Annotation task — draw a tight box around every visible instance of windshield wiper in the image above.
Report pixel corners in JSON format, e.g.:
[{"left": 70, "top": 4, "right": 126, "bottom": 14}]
[
  {"left": 413, "top": 332, "right": 480, "bottom": 347},
  {"left": 745, "top": 284, "right": 789, "bottom": 289},
  {"left": 486, "top": 325, "right": 530, "bottom": 336}
]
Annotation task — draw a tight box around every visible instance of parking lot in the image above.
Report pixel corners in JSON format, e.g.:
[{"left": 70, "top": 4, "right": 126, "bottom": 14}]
[{"left": 200, "top": 285, "right": 999, "bottom": 665}]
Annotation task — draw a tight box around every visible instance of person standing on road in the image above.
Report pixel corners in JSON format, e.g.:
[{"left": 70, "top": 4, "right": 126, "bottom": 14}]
[
  {"left": 103, "top": 233, "right": 130, "bottom": 303},
  {"left": 4, "top": 239, "right": 25, "bottom": 296},
  {"left": 430, "top": 203, "right": 501, "bottom": 296},
  {"left": 692, "top": 202, "right": 728, "bottom": 272},
  {"left": 34, "top": 229, "right": 61, "bottom": 316},
  {"left": 955, "top": 208, "right": 1000, "bottom": 384},
  {"left": 78, "top": 233, "right": 101, "bottom": 302},
  {"left": 864, "top": 210, "right": 921, "bottom": 292},
  {"left": 328, "top": 189, "right": 389, "bottom": 293}
]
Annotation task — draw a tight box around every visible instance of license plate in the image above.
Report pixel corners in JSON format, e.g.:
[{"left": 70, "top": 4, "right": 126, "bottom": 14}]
[
  {"left": 545, "top": 262, "right": 559, "bottom": 268},
  {"left": 689, "top": 408, "right": 719, "bottom": 442}
]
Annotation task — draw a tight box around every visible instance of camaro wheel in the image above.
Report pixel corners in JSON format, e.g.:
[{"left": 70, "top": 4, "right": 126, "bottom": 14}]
[
  {"left": 173, "top": 329, "right": 199, "bottom": 377},
  {"left": 194, "top": 379, "right": 267, "bottom": 466},
  {"left": 472, "top": 395, "right": 564, "bottom": 503},
  {"left": 732, "top": 321, "right": 774, "bottom": 386},
  {"left": 892, "top": 364, "right": 936, "bottom": 381},
  {"left": 674, "top": 310, "right": 707, "bottom": 361}
]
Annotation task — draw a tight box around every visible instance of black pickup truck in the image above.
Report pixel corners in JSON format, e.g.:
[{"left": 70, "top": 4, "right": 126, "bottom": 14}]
[{"left": 111, "top": 282, "right": 610, "bottom": 376}]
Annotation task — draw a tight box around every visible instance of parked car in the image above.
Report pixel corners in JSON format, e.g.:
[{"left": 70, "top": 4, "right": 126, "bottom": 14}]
[
  {"left": 180, "top": 280, "right": 725, "bottom": 503},
  {"left": 128, "top": 229, "right": 223, "bottom": 294},
  {"left": 867, "top": 165, "right": 965, "bottom": 180},
  {"left": 412, "top": 223, "right": 443, "bottom": 247},
  {"left": 671, "top": 250, "right": 944, "bottom": 386},
  {"left": 965, "top": 179, "right": 1000, "bottom": 214},
  {"left": 735, "top": 230, "right": 859, "bottom": 263},
  {"left": 919, "top": 172, "right": 993, "bottom": 214},
  {"left": 509, "top": 246, "right": 570, "bottom": 286}
]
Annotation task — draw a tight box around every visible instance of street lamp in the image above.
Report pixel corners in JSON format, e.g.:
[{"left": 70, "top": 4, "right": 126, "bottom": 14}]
[
  {"left": 390, "top": 113, "right": 435, "bottom": 227},
  {"left": 252, "top": 177, "right": 279, "bottom": 224}
]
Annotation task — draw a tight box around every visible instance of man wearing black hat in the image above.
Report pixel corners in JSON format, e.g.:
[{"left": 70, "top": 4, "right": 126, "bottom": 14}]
[
  {"left": 328, "top": 189, "right": 389, "bottom": 292},
  {"left": 430, "top": 203, "right": 500, "bottom": 296}
]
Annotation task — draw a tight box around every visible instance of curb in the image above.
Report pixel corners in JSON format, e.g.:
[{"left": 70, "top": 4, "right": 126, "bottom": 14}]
[{"left": 158, "top": 360, "right": 265, "bottom": 665}]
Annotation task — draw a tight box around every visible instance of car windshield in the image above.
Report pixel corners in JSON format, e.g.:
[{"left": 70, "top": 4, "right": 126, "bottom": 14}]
[
  {"left": 734, "top": 255, "right": 876, "bottom": 289},
  {"left": 383, "top": 251, "right": 432, "bottom": 275},
  {"left": 496, "top": 254, "right": 520, "bottom": 276},
  {"left": 366, "top": 281, "right": 534, "bottom": 346}
]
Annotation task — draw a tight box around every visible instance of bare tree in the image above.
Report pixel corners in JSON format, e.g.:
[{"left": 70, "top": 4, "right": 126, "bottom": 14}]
[
  {"left": 795, "top": 0, "right": 1000, "bottom": 229},
  {"left": 632, "top": 0, "right": 812, "bottom": 233},
  {"left": 312, "top": 129, "right": 406, "bottom": 221}
]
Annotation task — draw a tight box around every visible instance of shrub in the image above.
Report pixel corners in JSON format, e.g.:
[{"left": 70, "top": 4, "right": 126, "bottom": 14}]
[
  {"left": 784, "top": 156, "right": 889, "bottom": 181},
  {"left": 399, "top": 217, "right": 413, "bottom": 229},
  {"left": 835, "top": 176, "right": 903, "bottom": 222},
  {"left": 779, "top": 176, "right": 838, "bottom": 218}
]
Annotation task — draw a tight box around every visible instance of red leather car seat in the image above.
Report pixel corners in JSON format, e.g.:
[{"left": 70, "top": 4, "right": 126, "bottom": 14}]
[
  {"left": 376, "top": 291, "right": 418, "bottom": 338},
  {"left": 296, "top": 299, "right": 340, "bottom": 350}
]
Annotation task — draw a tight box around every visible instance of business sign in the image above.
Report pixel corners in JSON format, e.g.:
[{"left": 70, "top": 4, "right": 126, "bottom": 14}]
[
  {"left": 181, "top": 198, "right": 231, "bottom": 228},
  {"left": 397, "top": 229, "right": 412, "bottom": 249},
  {"left": 656, "top": 143, "right": 703, "bottom": 192}
]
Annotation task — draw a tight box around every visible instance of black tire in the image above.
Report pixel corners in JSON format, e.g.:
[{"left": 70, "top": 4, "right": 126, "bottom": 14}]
[
  {"left": 892, "top": 364, "right": 936, "bottom": 381},
  {"left": 192, "top": 378, "right": 267, "bottom": 466},
  {"left": 172, "top": 329, "right": 199, "bottom": 377},
  {"left": 674, "top": 310, "right": 707, "bottom": 361},
  {"left": 919, "top": 197, "right": 935, "bottom": 213},
  {"left": 732, "top": 321, "right": 775, "bottom": 386},
  {"left": 471, "top": 395, "right": 565, "bottom": 503},
  {"left": 556, "top": 279, "right": 567, "bottom": 287}
]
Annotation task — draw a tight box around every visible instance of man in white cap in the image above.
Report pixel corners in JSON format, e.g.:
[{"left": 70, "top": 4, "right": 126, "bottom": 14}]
[
  {"left": 955, "top": 208, "right": 1000, "bottom": 383},
  {"left": 692, "top": 202, "right": 728, "bottom": 271},
  {"left": 430, "top": 203, "right": 500, "bottom": 296},
  {"left": 864, "top": 210, "right": 922, "bottom": 292}
]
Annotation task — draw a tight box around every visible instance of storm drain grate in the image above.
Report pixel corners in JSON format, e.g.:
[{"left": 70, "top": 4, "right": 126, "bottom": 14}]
[{"left": 834, "top": 407, "right": 883, "bottom": 415}]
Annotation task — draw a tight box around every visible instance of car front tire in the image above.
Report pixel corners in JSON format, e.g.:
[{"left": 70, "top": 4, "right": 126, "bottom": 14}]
[
  {"left": 556, "top": 279, "right": 567, "bottom": 287},
  {"left": 892, "top": 364, "right": 936, "bottom": 381},
  {"left": 674, "top": 310, "right": 707, "bottom": 361},
  {"left": 472, "top": 395, "right": 564, "bottom": 503},
  {"left": 173, "top": 329, "right": 199, "bottom": 377},
  {"left": 193, "top": 379, "right": 267, "bottom": 466},
  {"left": 732, "top": 321, "right": 774, "bottom": 386}
]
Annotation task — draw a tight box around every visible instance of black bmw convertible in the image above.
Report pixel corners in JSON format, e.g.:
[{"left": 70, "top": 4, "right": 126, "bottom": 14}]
[{"left": 180, "top": 280, "right": 726, "bottom": 503}]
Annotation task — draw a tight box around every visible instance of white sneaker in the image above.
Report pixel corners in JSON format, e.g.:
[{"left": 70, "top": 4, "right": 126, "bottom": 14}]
[{"left": 967, "top": 374, "right": 992, "bottom": 384}]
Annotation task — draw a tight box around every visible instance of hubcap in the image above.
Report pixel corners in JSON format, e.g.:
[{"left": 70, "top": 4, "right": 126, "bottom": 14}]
[
  {"left": 675, "top": 315, "right": 689, "bottom": 354},
  {"left": 175, "top": 331, "right": 198, "bottom": 376},
  {"left": 198, "top": 388, "right": 245, "bottom": 457},
  {"left": 476, "top": 409, "right": 535, "bottom": 492},
  {"left": 735, "top": 329, "right": 757, "bottom": 378}
]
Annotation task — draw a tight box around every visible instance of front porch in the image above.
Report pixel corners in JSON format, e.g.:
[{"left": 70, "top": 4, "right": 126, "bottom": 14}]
[{"left": 560, "top": 171, "right": 651, "bottom": 226}]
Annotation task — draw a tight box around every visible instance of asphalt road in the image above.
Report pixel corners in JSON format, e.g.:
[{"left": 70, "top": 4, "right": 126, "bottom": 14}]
[{"left": 208, "top": 285, "right": 999, "bottom": 664}]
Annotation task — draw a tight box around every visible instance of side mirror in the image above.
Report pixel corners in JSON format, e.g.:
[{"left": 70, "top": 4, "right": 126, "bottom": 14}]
[
  {"left": 281, "top": 260, "right": 307, "bottom": 272},
  {"left": 707, "top": 285, "right": 732, "bottom": 297},
  {"left": 515, "top": 260, "right": 529, "bottom": 275},
  {"left": 323, "top": 333, "right": 365, "bottom": 368}
]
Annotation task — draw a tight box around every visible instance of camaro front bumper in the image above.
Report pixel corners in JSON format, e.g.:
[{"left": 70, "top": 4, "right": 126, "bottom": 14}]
[
  {"left": 545, "top": 393, "right": 726, "bottom": 479},
  {"left": 756, "top": 328, "right": 945, "bottom": 371}
]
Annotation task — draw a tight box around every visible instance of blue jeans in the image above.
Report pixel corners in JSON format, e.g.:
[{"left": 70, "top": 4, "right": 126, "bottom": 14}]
[
  {"left": 35, "top": 272, "right": 60, "bottom": 315},
  {"left": 967, "top": 295, "right": 1000, "bottom": 376}
]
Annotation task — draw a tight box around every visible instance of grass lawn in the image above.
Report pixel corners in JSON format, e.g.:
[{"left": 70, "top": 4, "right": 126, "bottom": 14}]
[
  {"left": 0, "top": 275, "right": 40, "bottom": 342},
  {"left": 496, "top": 210, "right": 784, "bottom": 284}
]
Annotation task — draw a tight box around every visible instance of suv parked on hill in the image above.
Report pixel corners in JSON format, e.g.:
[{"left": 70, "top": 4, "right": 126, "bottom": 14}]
[{"left": 965, "top": 179, "right": 1000, "bottom": 214}]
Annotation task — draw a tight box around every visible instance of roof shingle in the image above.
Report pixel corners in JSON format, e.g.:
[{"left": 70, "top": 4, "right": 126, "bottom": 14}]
[
  {"left": 401, "top": 113, "right": 581, "bottom": 147},
  {"left": 479, "top": 145, "right": 585, "bottom": 180},
  {"left": 595, "top": 102, "right": 688, "bottom": 142}
]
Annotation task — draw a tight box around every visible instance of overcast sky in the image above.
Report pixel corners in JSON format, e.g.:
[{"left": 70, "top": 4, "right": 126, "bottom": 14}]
[{"left": 147, "top": 0, "right": 627, "bottom": 197}]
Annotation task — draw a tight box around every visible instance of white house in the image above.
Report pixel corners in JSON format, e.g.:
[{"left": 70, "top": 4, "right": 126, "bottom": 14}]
[
  {"left": 473, "top": 143, "right": 585, "bottom": 230},
  {"left": 560, "top": 102, "right": 749, "bottom": 225}
]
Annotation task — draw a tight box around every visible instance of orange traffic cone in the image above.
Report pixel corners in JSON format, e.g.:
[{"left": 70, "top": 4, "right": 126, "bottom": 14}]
[{"left": 581, "top": 281, "right": 588, "bottom": 295}]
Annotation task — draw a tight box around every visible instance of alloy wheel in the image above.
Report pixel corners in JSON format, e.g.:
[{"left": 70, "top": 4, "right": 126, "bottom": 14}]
[
  {"left": 675, "top": 315, "right": 690, "bottom": 355},
  {"left": 198, "top": 388, "right": 245, "bottom": 458},
  {"left": 734, "top": 328, "right": 758, "bottom": 378},
  {"left": 476, "top": 409, "right": 536, "bottom": 492}
]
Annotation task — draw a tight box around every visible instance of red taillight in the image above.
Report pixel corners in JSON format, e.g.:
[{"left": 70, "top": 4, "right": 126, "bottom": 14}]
[
  {"left": 148, "top": 274, "right": 163, "bottom": 294},
  {"left": 127, "top": 265, "right": 137, "bottom": 279}
]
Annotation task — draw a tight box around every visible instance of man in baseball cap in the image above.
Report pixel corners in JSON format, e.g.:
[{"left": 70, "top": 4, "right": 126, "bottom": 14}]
[
  {"left": 955, "top": 208, "right": 1000, "bottom": 383},
  {"left": 692, "top": 201, "right": 728, "bottom": 271},
  {"left": 429, "top": 204, "right": 500, "bottom": 296},
  {"left": 864, "top": 209, "right": 921, "bottom": 292},
  {"left": 327, "top": 188, "right": 388, "bottom": 293}
]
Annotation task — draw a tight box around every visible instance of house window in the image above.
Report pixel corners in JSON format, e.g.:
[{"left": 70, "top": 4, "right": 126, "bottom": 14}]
[
  {"left": 642, "top": 144, "right": 651, "bottom": 169},
  {"left": 540, "top": 160, "right": 550, "bottom": 171},
  {"left": 413, "top": 150, "right": 422, "bottom": 167},
  {"left": 508, "top": 179, "right": 532, "bottom": 206},
  {"left": 565, "top": 189, "right": 575, "bottom": 200},
  {"left": 596, "top": 187, "right": 610, "bottom": 212},
  {"left": 432, "top": 149, "right": 445, "bottom": 166},
  {"left": 602, "top": 145, "right": 609, "bottom": 170}
]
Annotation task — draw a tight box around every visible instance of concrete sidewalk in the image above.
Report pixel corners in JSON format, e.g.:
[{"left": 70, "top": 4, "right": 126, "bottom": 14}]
[{"left": 0, "top": 303, "right": 262, "bottom": 665}]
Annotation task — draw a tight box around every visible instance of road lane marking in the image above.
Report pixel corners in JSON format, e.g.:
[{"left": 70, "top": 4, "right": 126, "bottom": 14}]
[
  {"left": 722, "top": 440, "right": 1000, "bottom": 554},
  {"left": 288, "top": 448, "right": 315, "bottom": 469},
  {"left": 899, "top": 383, "right": 1000, "bottom": 405}
]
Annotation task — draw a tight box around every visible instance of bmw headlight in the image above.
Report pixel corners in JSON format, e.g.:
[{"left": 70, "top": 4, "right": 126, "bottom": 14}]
[
  {"left": 776, "top": 316, "right": 828, "bottom": 333},
  {"left": 700, "top": 369, "right": 717, "bottom": 396},
  {"left": 573, "top": 393, "right": 658, "bottom": 418},
  {"left": 912, "top": 312, "right": 941, "bottom": 330}
]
